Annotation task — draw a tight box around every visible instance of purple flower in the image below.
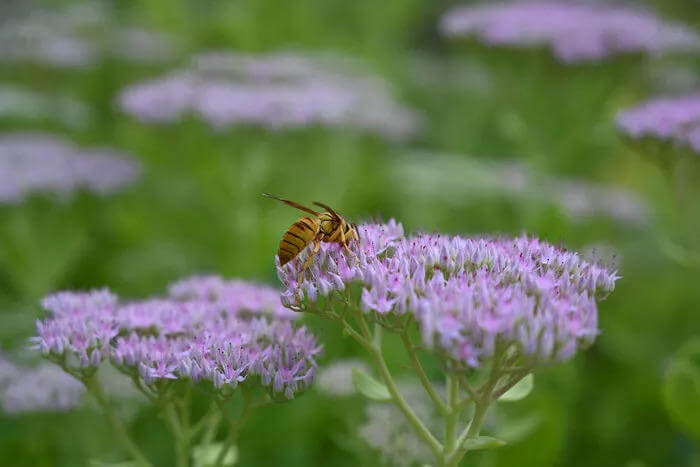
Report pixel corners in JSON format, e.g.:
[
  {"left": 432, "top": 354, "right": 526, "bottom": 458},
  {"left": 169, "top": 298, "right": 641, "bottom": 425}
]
[
  {"left": 34, "top": 276, "right": 322, "bottom": 399},
  {"left": 440, "top": 2, "right": 700, "bottom": 63},
  {"left": 118, "top": 51, "right": 420, "bottom": 140},
  {"left": 616, "top": 94, "right": 700, "bottom": 155},
  {"left": 168, "top": 275, "right": 297, "bottom": 320},
  {"left": 0, "top": 133, "right": 141, "bottom": 204},
  {"left": 0, "top": 354, "right": 83, "bottom": 414},
  {"left": 276, "top": 221, "right": 618, "bottom": 367},
  {"left": 33, "top": 289, "right": 120, "bottom": 367}
]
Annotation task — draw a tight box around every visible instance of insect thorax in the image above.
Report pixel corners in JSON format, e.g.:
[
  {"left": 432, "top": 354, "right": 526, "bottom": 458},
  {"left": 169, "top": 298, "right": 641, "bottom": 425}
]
[{"left": 319, "top": 212, "right": 340, "bottom": 235}]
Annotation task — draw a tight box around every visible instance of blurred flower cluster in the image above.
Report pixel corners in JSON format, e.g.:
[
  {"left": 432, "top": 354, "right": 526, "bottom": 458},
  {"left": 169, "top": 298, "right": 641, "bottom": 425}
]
[
  {"left": 395, "top": 153, "right": 650, "bottom": 227},
  {"left": 278, "top": 221, "right": 618, "bottom": 368},
  {"left": 441, "top": 2, "right": 700, "bottom": 63},
  {"left": 0, "top": 3, "right": 179, "bottom": 68},
  {"left": 0, "top": 354, "right": 83, "bottom": 414},
  {"left": 119, "top": 51, "right": 420, "bottom": 139},
  {"left": 616, "top": 94, "right": 700, "bottom": 154},
  {"left": 0, "top": 132, "right": 141, "bottom": 204},
  {"left": 316, "top": 358, "right": 370, "bottom": 397},
  {"left": 34, "top": 276, "right": 321, "bottom": 399},
  {"left": 358, "top": 380, "right": 440, "bottom": 467}
]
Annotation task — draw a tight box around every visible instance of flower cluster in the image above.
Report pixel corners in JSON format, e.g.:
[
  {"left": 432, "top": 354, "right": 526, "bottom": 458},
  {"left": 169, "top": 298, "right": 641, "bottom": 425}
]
[
  {"left": 118, "top": 51, "right": 420, "bottom": 139},
  {"left": 0, "top": 3, "right": 179, "bottom": 68},
  {"left": 616, "top": 94, "right": 700, "bottom": 155},
  {"left": 0, "top": 354, "right": 83, "bottom": 414},
  {"left": 0, "top": 132, "right": 141, "bottom": 204},
  {"left": 34, "top": 277, "right": 321, "bottom": 399},
  {"left": 277, "top": 221, "right": 618, "bottom": 367},
  {"left": 440, "top": 2, "right": 700, "bottom": 63}
]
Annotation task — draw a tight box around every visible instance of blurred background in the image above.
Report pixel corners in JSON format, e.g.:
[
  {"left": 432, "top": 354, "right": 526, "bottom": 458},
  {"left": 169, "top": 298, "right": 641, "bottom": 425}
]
[{"left": 0, "top": 0, "right": 699, "bottom": 465}]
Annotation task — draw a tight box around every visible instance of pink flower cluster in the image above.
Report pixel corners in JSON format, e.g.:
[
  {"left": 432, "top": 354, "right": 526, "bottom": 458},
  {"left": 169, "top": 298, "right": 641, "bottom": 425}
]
[
  {"left": 33, "top": 276, "right": 321, "bottom": 399},
  {"left": 616, "top": 94, "right": 700, "bottom": 154},
  {"left": 118, "top": 51, "right": 420, "bottom": 139},
  {"left": 440, "top": 2, "right": 700, "bottom": 63},
  {"left": 0, "top": 132, "right": 141, "bottom": 204},
  {"left": 277, "top": 221, "right": 618, "bottom": 367}
]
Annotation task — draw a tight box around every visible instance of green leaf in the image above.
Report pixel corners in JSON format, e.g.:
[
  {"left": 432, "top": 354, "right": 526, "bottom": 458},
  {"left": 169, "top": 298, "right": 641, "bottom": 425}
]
[
  {"left": 662, "top": 360, "right": 700, "bottom": 441},
  {"left": 462, "top": 436, "right": 507, "bottom": 451},
  {"left": 89, "top": 461, "right": 138, "bottom": 467},
  {"left": 192, "top": 442, "right": 238, "bottom": 467},
  {"left": 352, "top": 368, "right": 391, "bottom": 401},
  {"left": 498, "top": 374, "right": 534, "bottom": 402},
  {"left": 495, "top": 413, "right": 541, "bottom": 442}
]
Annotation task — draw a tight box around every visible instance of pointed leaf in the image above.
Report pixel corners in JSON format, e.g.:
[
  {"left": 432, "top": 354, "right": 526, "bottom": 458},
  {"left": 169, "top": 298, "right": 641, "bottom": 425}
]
[
  {"left": 462, "top": 436, "right": 507, "bottom": 451},
  {"left": 192, "top": 442, "right": 238, "bottom": 467},
  {"left": 499, "top": 374, "right": 534, "bottom": 402},
  {"left": 352, "top": 368, "right": 391, "bottom": 401}
]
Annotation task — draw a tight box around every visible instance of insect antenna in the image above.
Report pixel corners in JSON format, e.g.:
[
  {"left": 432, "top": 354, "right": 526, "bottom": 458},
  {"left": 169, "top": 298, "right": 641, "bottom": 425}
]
[{"left": 263, "top": 193, "right": 320, "bottom": 216}]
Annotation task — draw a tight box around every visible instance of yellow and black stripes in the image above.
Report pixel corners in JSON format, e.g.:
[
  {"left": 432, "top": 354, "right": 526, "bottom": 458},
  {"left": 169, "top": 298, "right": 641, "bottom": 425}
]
[
  {"left": 264, "top": 194, "right": 359, "bottom": 269},
  {"left": 278, "top": 216, "right": 319, "bottom": 265}
]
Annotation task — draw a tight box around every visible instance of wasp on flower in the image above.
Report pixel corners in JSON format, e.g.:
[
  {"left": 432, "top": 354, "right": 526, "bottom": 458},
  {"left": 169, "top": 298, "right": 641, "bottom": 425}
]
[{"left": 264, "top": 193, "right": 360, "bottom": 306}]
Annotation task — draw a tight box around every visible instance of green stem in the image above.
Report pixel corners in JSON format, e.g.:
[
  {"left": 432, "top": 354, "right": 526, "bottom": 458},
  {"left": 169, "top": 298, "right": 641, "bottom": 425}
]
[
  {"left": 456, "top": 376, "right": 478, "bottom": 411},
  {"left": 83, "top": 376, "right": 153, "bottom": 467},
  {"left": 350, "top": 310, "right": 443, "bottom": 460},
  {"left": 446, "top": 346, "right": 506, "bottom": 466},
  {"left": 164, "top": 402, "right": 189, "bottom": 467},
  {"left": 193, "top": 402, "right": 221, "bottom": 443},
  {"left": 215, "top": 389, "right": 253, "bottom": 467},
  {"left": 400, "top": 330, "right": 448, "bottom": 416},
  {"left": 442, "top": 374, "right": 460, "bottom": 466}
]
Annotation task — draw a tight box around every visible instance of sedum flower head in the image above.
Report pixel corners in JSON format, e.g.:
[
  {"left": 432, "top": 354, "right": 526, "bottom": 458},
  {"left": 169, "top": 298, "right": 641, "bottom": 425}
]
[
  {"left": 34, "top": 276, "right": 321, "bottom": 400},
  {"left": 118, "top": 51, "right": 420, "bottom": 139},
  {"left": 277, "top": 221, "right": 618, "bottom": 368},
  {"left": 0, "top": 132, "right": 141, "bottom": 204},
  {"left": 440, "top": 2, "right": 700, "bottom": 63},
  {"left": 616, "top": 94, "right": 700, "bottom": 155}
]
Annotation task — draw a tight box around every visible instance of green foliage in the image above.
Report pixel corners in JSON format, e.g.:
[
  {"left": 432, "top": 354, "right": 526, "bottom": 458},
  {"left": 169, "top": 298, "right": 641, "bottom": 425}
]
[
  {"left": 352, "top": 368, "right": 391, "bottom": 402},
  {"left": 662, "top": 338, "right": 700, "bottom": 441},
  {"left": 462, "top": 436, "right": 507, "bottom": 451},
  {"left": 192, "top": 443, "right": 238, "bottom": 467},
  {"left": 498, "top": 374, "right": 534, "bottom": 403}
]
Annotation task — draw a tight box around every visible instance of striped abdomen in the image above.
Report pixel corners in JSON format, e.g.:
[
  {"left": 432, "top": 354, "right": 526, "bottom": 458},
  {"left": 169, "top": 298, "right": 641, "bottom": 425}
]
[{"left": 278, "top": 216, "right": 319, "bottom": 265}]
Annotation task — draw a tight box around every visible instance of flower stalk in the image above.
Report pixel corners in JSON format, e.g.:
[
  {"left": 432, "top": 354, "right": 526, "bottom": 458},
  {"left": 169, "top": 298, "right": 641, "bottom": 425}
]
[{"left": 83, "top": 375, "right": 153, "bottom": 467}]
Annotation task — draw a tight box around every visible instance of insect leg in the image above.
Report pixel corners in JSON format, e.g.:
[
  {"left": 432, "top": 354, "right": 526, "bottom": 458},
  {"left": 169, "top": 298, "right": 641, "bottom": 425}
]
[
  {"left": 339, "top": 223, "right": 359, "bottom": 266},
  {"left": 295, "top": 238, "right": 321, "bottom": 305}
]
